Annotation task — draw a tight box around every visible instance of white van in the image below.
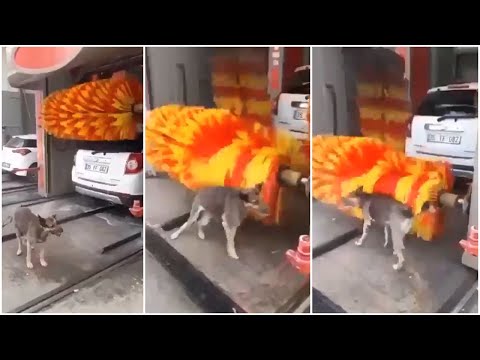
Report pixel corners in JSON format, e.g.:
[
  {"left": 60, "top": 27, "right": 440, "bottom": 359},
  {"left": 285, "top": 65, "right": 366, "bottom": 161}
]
[{"left": 405, "top": 83, "right": 478, "bottom": 179}]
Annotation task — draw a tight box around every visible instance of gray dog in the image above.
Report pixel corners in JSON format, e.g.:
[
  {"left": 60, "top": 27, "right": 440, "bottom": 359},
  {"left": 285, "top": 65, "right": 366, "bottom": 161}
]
[
  {"left": 3, "top": 207, "right": 63, "bottom": 269},
  {"left": 343, "top": 187, "right": 414, "bottom": 271},
  {"left": 170, "top": 184, "right": 269, "bottom": 259}
]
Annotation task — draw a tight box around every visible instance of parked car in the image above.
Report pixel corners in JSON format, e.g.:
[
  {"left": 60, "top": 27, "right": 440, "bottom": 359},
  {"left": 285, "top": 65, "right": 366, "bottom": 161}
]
[
  {"left": 405, "top": 82, "right": 478, "bottom": 179},
  {"left": 273, "top": 65, "right": 310, "bottom": 140},
  {"left": 71, "top": 138, "right": 143, "bottom": 208},
  {"left": 2, "top": 134, "right": 38, "bottom": 180}
]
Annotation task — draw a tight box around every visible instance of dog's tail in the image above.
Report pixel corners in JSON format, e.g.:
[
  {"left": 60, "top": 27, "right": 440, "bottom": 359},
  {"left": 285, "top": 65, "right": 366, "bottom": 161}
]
[{"left": 2, "top": 216, "right": 13, "bottom": 228}]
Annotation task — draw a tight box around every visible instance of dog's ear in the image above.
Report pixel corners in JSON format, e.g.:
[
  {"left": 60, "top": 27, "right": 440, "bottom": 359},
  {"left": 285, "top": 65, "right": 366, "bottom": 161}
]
[
  {"left": 355, "top": 186, "right": 364, "bottom": 195},
  {"left": 37, "top": 215, "right": 47, "bottom": 227},
  {"left": 238, "top": 191, "right": 249, "bottom": 202},
  {"left": 51, "top": 214, "right": 57, "bottom": 220},
  {"left": 254, "top": 183, "right": 263, "bottom": 192}
]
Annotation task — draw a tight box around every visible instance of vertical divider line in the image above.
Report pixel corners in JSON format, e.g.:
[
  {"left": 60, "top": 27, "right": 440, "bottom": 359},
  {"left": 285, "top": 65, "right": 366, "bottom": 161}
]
[
  {"left": 142, "top": 45, "right": 147, "bottom": 315},
  {"left": 1, "top": 46, "right": 4, "bottom": 314},
  {"left": 308, "top": 46, "right": 314, "bottom": 314}
]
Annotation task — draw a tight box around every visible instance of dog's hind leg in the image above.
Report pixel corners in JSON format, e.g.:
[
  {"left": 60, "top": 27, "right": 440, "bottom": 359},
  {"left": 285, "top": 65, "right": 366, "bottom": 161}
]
[
  {"left": 390, "top": 213, "right": 412, "bottom": 270},
  {"left": 221, "top": 214, "right": 239, "bottom": 259},
  {"left": 15, "top": 229, "right": 23, "bottom": 256},
  {"left": 197, "top": 212, "right": 211, "bottom": 240},
  {"left": 170, "top": 205, "right": 203, "bottom": 240}
]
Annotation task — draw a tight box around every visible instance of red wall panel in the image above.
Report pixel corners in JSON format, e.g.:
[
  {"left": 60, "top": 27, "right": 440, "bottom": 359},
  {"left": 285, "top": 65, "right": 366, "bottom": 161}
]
[{"left": 410, "top": 47, "right": 431, "bottom": 110}]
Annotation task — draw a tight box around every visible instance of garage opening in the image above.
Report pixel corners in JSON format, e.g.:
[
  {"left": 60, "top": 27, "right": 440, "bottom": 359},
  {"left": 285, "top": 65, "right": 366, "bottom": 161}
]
[
  {"left": 144, "top": 46, "right": 311, "bottom": 313},
  {"left": 2, "top": 47, "right": 144, "bottom": 313},
  {"left": 311, "top": 47, "right": 478, "bottom": 313}
]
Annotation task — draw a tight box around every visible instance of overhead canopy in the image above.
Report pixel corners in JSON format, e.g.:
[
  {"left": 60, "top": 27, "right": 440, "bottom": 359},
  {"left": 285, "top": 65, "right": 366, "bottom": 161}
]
[{"left": 6, "top": 47, "right": 143, "bottom": 88}]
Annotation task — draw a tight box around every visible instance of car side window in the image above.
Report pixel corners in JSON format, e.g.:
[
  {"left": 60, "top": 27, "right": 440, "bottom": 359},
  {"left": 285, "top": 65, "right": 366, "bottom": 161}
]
[
  {"left": 5, "top": 137, "right": 23, "bottom": 148},
  {"left": 416, "top": 90, "right": 477, "bottom": 117},
  {"left": 285, "top": 69, "right": 310, "bottom": 94},
  {"left": 24, "top": 139, "right": 37, "bottom": 148}
]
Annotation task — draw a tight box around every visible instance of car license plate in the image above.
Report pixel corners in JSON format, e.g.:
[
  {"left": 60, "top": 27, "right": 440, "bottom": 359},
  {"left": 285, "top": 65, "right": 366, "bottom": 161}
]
[
  {"left": 2, "top": 162, "right": 10, "bottom": 168},
  {"left": 427, "top": 133, "right": 462, "bottom": 145},
  {"left": 294, "top": 110, "right": 306, "bottom": 121},
  {"left": 85, "top": 163, "right": 109, "bottom": 173}
]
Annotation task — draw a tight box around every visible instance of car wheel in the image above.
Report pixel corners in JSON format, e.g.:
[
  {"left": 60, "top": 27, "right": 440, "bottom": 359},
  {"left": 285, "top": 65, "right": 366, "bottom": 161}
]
[{"left": 28, "top": 163, "right": 38, "bottom": 182}]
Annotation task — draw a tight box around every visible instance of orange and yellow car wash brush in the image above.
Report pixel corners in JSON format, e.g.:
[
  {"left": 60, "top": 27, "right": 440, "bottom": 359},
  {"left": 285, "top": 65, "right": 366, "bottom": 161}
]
[
  {"left": 41, "top": 76, "right": 143, "bottom": 141},
  {"left": 312, "top": 135, "right": 453, "bottom": 241},
  {"left": 146, "top": 105, "right": 309, "bottom": 225}
]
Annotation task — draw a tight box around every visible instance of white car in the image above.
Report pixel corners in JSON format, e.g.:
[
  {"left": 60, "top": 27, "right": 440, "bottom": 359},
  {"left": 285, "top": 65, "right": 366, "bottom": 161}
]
[
  {"left": 405, "top": 83, "right": 478, "bottom": 179},
  {"left": 273, "top": 65, "right": 310, "bottom": 140},
  {"left": 72, "top": 140, "right": 143, "bottom": 208},
  {"left": 2, "top": 134, "right": 38, "bottom": 179}
]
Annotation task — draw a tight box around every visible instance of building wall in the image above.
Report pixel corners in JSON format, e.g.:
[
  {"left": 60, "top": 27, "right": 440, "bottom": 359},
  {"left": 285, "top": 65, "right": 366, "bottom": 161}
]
[
  {"left": 2, "top": 48, "right": 37, "bottom": 145},
  {"left": 2, "top": 47, "right": 18, "bottom": 92},
  {"left": 430, "top": 47, "right": 456, "bottom": 87}
]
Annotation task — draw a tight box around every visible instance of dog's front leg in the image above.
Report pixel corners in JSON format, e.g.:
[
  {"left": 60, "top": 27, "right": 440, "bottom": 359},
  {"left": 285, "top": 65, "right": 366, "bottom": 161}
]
[
  {"left": 225, "top": 226, "right": 239, "bottom": 260},
  {"left": 39, "top": 245, "right": 48, "bottom": 267},
  {"left": 16, "top": 230, "right": 23, "bottom": 256},
  {"left": 26, "top": 237, "right": 34, "bottom": 269},
  {"left": 392, "top": 249, "right": 405, "bottom": 271},
  {"left": 355, "top": 219, "right": 371, "bottom": 246},
  {"left": 221, "top": 216, "right": 239, "bottom": 259},
  {"left": 391, "top": 229, "right": 406, "bottom": 271}
]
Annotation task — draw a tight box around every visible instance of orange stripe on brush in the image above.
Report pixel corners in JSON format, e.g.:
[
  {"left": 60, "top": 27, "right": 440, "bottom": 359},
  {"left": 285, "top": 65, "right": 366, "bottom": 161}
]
[
  {"left": 373, "top": 174, "right": 400, "bottom": 196},
  {"left": 226, "top": 150, "right": 255, "bottom": 186},
  {"left": 406, "top": 173, "right": 430, "bottom": 210},
  {"left": 261, "top": 157, "right": 281, "bottom": 224}
]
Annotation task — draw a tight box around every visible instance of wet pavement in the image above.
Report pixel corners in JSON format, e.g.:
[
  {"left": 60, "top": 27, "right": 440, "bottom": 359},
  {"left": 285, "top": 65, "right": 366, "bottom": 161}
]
[
  {"left": 145, "top": 176, "right": 309, "bottom": 313},
  {"left": 312, "top": 200, "right": 477, "bottom": 313},
  {"left": 2, "top": 181, "right": 144, "bottom": 313},
  {"left": 145, "top": 251, "right": 201, "bottom": 313},
  {"left": 40, "top": 254, "right": 143, "bottom": 313}
]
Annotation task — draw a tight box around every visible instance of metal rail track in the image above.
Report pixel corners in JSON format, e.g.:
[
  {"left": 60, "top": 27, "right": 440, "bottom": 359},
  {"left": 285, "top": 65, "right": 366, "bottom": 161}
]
[
  {"left": 2, "top": 204, "right": 117, "bottom": 242},
  {"left": 11, "top": 248, "right": 143, "bottom": 313}
]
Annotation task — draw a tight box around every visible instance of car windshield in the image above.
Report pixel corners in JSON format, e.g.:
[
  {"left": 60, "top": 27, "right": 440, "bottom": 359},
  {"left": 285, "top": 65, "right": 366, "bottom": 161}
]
[
  {"left": 416, "top": 89, "right": 477, "bottom": 117},
  {"left": 77, "top": 136, "right": 143, "bottom": 153},
  {"left": 285, "top": 69, "right": 310, "bottom": 94},
  {"left": 4, "top": 137, "right": 25, "bottom": 148}
]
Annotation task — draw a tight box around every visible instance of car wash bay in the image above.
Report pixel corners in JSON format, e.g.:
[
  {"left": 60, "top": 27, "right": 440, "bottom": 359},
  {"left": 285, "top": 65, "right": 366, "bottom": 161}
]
[
  {"left": 2, "top": 48, "right": 143, "bottom": 313},
  {"left": 311, "top": 47, "right": 477, "bottom": 313},
  {"left": 144, "top": 47, "right": 311, "bottom": 313}
]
